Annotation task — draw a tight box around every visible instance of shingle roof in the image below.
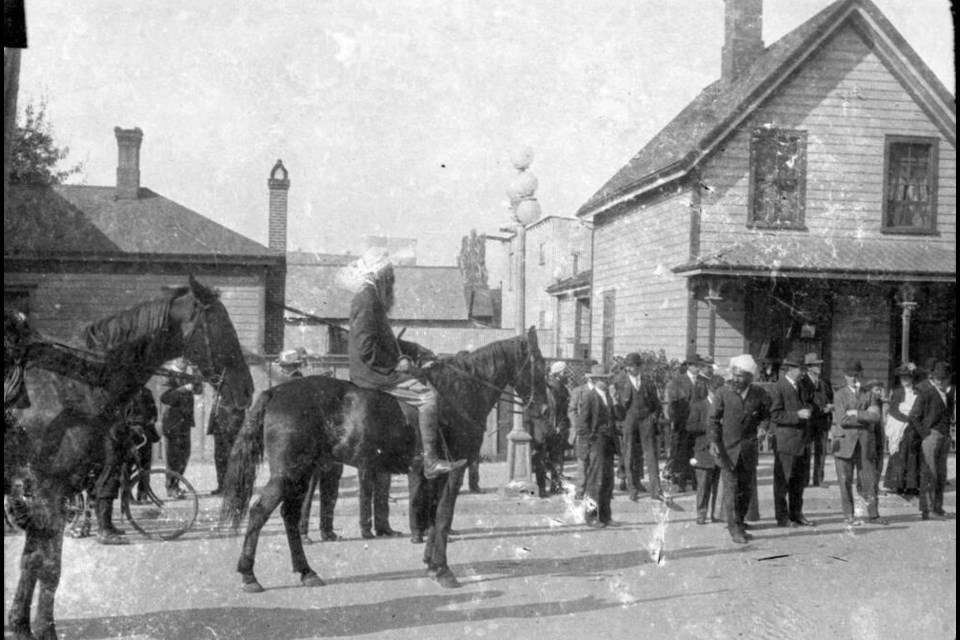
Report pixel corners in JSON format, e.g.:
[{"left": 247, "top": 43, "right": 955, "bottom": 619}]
[
  {"left": 285, "top": 264, "right": 470, "bottom": 321},
  {"left": 577, "top": 0, "right": 956, "bottom": 217},
  {"left": 672, "top": 236, "right": 955, "bottom": 280},
  {"left": 4, "top": 184, "right": 272, "bottom": 258}
]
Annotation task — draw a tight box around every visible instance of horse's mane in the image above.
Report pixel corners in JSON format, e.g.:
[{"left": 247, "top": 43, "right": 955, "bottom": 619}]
[
  {"left": 82, "top": 287, "right": 188, "bottom": 353},
  {"left": 434, "top": 335, "right": 524, "bottom": 389}
]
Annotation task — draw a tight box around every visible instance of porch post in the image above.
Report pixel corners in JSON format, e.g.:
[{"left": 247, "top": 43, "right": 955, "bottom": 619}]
[
  {"left": 705, "top": 277, "right": 723, "bottom": 358},
  {"left": 898, "top": 283, "right": 917, "bottom": 365}
]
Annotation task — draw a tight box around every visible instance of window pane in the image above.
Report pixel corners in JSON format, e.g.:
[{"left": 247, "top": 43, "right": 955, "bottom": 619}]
[
  {"left": 887, "top": 142, "right": 933, "bottom": 229},
  {"left": 752, "top": 130, "right": 804, "bottom": 225}
]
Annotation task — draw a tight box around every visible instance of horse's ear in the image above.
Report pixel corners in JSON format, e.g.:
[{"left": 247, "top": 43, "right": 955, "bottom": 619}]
[
  {"left": 526, "top": 326, "right": 539, "bottom": 351},
  {"left": 188, "top": 275, "right": 217, "bottom": 307}
]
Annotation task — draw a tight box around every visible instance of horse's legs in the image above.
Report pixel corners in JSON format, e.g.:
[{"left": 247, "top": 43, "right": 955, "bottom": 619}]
[
  {"left": 427, "top": 468, "right": 464, "bottom": 588},
  {"left": 33, "top": 526, "right": 64, "bottom": 640},
  {"left": 279, "top": 477, "right": 323, "bottom": 587},
  {"left": 236, "top": 477, "right": 285, "bottom": 593}
]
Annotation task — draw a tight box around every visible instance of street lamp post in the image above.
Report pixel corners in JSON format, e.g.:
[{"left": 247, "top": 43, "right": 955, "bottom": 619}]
[{"left": 501, "top": 146, "right": 541, "bottom": 497}]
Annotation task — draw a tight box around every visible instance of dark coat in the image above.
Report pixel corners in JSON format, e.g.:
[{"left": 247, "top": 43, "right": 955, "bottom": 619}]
[
  {"left": 831, "top": 385, "right": 881, "bottom": 460},
  {"left": 568, "top": 384, "right": 592, "bottom": 438},
  {"left": 576, "top": 389, "right": 621, "bottom": 443},
  {"left": 613, "top": 372, "right": 660, "bottom": 440},
  {"left": 769, "top": 377, "right": 811, "bottom": 456},
  {"left": 687, "top": 395, "right": 717, "bottom": 469},
  {"left": 348, "top": 284, "right": 430, "bottom": 390},
  {"left": 797, "top": 373, "right": 833, "bottom": 434},
  {"left": 546, "top": 378, "right": 571, "bottom": 440},
  {"left": 124, "top": 386, "right": 159, "bottom": 442},
  {"left": 908, "top": 380, "right": 954, "bottom": 439},
  {"left": 160, "top": 382, "right": 199, "bottom": 436},
  {"left": 708, "top": 384, "right": 770, "bottom": 470},
  {"left": 665, "top": 372, "right": 696, "bottom": 427}
]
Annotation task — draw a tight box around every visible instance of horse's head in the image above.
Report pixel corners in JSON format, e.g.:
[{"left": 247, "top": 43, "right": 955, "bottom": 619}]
[
  {"left": 173, "top": 276, "right": 254, "bottom": 410},
  {"left": 513, "top": 326, "right": 549, "bottom": 419}
]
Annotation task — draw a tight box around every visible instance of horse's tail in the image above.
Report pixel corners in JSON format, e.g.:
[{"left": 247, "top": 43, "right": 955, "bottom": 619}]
[{"left": 219, "top": 389, "right": 270, "bottom": 530}]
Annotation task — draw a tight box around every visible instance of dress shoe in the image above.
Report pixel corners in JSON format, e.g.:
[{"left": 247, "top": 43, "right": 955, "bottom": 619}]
[
  {"left": 601, "top": 519, "right": 621, "bottom": 527},
  {"left": 792, "top": 517, "right": 816, "bottom": 527},
  {"left": 922, "top": 511, "right": 947, "bottom": 521},
  {"left": 320, "top": 531, "right": 340, "bottom": 542},
  {"left": 375, "top": 529, "right": 403, "bottom": 538},
  {"left": 586, "top": 520, "right": 607, "bottom": 529},
  {"left": 933, "top": 509, "right": 953, "bottom": 519},
  {"left": 411, "top": 533, "right": 424, "bottom": 544},
  {"left": 776, "top": 519, "right": 791, "bottom": 527},
  {"left": 361, "top": 529, "right": 376, "bottom": 540},
  {"left": 210, "top": 487, "right": 223, "bottom": 496},
  {"left": 844, "top": 517, "right": 864, "bottom": 526},
  {"left": 696, "top": 516, "right": 708, "bottom": 525},
  {"left": 730, "top": 532, "right": 749, "bottom": 544},
  {"left": 635, "top": 483, "right": 647, "bottom": 494},
  {"left": 865, "top": 517, "right": 889, "bottom": 526},
  {"left": 628, "top": 492, "right": 641, "bottom": 503},
  {"left": 301, "top": 534, "right": 316, "bottom": 545}
]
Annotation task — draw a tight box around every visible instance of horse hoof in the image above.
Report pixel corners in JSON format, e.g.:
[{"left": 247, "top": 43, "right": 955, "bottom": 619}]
[
  {"left": 241, "top": 579, "right": 265, "bottom": 594},
  {"left": 301, "top": 573, "right": 325, "bottom": 588},
  {"left": 434, "top": 568, "right": 461, "bottom": 589}
]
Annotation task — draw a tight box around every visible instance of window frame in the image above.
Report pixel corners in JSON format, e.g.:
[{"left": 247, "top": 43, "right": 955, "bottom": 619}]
[
  {"left": 746, "top": 127, "right": 808, "bottom": 230},
  {"left": 881, "top": 134, "right": 939, "bottom": 235}
]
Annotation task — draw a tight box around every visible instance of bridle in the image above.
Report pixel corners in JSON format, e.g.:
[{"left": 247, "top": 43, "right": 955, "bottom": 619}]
[{"left": 181, "top": 297, "right": 252, "bottom": 411}]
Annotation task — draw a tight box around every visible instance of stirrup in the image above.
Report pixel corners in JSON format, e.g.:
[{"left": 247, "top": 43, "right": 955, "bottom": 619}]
[{"left": 423, "top": 457, "right": 468, "bottom": 479}]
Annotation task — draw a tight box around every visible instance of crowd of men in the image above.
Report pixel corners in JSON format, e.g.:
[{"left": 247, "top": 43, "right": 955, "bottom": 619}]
[{"left": 553, "top": 348, "right": 955, "bottom": 541}]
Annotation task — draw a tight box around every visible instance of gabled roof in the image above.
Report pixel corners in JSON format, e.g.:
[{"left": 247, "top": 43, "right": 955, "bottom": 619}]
[
  {"left": 578, "top": 0, "right": 956, "bottom": 218},
  {"left": 4, "top": 184, "right": 273, "bottom": 259},
  {"left": 672, "top": 236, "right": 955, "bottom": 282},
  {"left": 285, "top": 263, "right": 470, "bottom": 321}
]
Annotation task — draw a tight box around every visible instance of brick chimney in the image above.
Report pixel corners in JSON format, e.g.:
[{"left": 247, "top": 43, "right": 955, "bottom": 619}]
[
  {"left": 114, "top": 127, "right": 143, "bottom": 199},
  {"left": 264, "top": 159, "right": 289, "bottom": 355},
  {"left": 267, "top": 159, "right": 290, "bottom": 253},
  {"left": 721, "top": 0, "right": 765, "bottom": 83}
]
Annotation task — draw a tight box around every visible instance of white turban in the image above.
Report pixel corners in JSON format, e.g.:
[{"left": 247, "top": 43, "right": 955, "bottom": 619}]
[
  {"left": 336, "top": 247, "right": 394, "bottom": 292},
  {"left": 729, "top": 354, "right": 758, "bottom": 376},
  {"left": 549, "top": 361, "right": 567, "bottom": 375}
]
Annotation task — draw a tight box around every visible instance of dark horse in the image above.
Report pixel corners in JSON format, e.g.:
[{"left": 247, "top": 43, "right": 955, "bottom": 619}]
[
  {"left": 6, "top": 276, "right": 253, "bottom": 640},
  {"left": 221, "top": 327, "right": 548, "bottom": 592}
]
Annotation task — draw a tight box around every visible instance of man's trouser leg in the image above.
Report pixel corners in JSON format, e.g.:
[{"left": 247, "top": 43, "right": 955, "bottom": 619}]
[
  {"left": 920, "top": 431, "right": 948, "bottom": 514},
  {"left": 835, "top": 451, "right": 857, "bottom": 519},
  {"left": 384, "top": 379, "right": 466, "bottom": 479},
  {"left": 408, "top": 457, "right": 428, "bottom": 536},
  {"left": 94, "top": 430, "right": 126, "bottom": 543},
  {"left": 136, "top": 442, "right": 153, "bottom": 496},
  {"left": 584, "top": 439, "right": 603, "bottom": 520},
  {"left": 373, "top": 471, "right": 393, "bottom": 534},
  {"left": 531, "top": 441, "right": 548, "bottom": 496},
  {"left": 358, "top": 467, "right": 375, "bottom": 535},
  {"left": 165, "top": 429, "right": 191, "bottom": 490},
  {"left": 574, "top": 436, "right": 589, "bottom": 499},
  {"left": 598, "top": 438, "right": 615, "bottom": 523},
  {"left": 622, "top": 422, "right": 641, "bottom": 497},
  {"left": 640, "top": 423, "right": 662, "bottom": 497}
]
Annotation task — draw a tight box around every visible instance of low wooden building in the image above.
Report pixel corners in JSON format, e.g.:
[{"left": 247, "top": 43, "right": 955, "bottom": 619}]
[
  {"left": 577, "top": 0, "right": 955, "bottom": 384},
  {"left": 4, "top": 127, "right": 286, "bottom": 355}
]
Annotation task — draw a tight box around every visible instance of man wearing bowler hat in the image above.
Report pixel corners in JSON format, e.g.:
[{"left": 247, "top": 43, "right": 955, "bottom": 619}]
[
  {"left": 770, "top": 350, "right": 815, "bottom": 527},
  {"left": 614, "top": 352, "right": 664, "bottom": 502},
  {"left": 798, "top": 352, "right": 833, "bottom": 488},
  {"left": 665, "top": 353, "right": 707, "bottom": 492},
  {"left": 577, "top": 363, "right": 622, "bottom": 527},
  {"left": 908, "top": 360, "right": 955, "bottom": 521},
  {"left": 708, "top": 354, "right": 770, "bottom": 544},
  {"left": 832, "top": 359, "right": 886, "bottom": 526}
]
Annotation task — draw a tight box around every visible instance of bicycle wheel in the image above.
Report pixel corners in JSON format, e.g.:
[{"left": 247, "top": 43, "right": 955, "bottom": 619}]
[{"left": 122, "top": 469, "right": 198, "bottom": 540}]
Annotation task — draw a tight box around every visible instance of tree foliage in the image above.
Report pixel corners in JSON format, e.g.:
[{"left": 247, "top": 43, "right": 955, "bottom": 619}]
[
  {"left": 457, "top": 229, "right": 488, "bottom": 288},
  {"left": 10, "top": 98, "right": 83, "bottom": 185}
]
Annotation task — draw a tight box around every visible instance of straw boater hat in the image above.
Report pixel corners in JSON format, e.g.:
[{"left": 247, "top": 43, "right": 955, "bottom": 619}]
[
  {"left": 584, "top": 363, "right": 613, "bottom": 379},
  {"left": 278, "top": 349, "right": 302, "bottom": 367},
  {"left": 549, "top": 361, "right": 567, "bottom": 375}
]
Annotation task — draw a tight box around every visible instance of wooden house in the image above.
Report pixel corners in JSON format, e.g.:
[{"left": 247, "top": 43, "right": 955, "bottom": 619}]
[
  {"left": 576, "top": 0, "right": 955, "bottom": 384},
  {"left": 4, "top": 127, "right": 287, "bottom": 356}
]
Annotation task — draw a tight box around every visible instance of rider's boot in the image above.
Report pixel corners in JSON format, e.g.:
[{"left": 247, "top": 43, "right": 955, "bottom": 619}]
[
  {"left": 96, "top": 499, "right": 127, "bottom": 545},
  {"left": 419, "top": 401, "right": 467, "bottom": 479}
]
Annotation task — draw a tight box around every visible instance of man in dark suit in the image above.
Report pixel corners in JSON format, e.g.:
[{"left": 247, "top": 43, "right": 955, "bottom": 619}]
[
  {"left": 577, "top": 364, "right": 622, "bottom": 527},
  {"left": 614, "top": 352, "right": 663, "bottom": 501},
  {"left": 689, "top": 375, "right": 725, "bottom": 524},
  {"left": 708, "top": 354, "right": 770, "bottom": 544},
  {"left": 908, "top": 361, "right": 955, "bottom": 521},
  {"left": 567, "top": 360, "right": 597, "bottom": 501},
  {"left": 770, "top": 350, "right": 815, "bottom": 528},
  {"left": 665, "top": 354, "right": 707, "bottom": 492},
  {"left": 832, "top": 360, "right": 885, "bottom": 526},
  {"left": 797, "top": 353, "right": 833, "bottom": 488},
  {"left": 161, "top": 359, "right": 201, "bottom": 500}
]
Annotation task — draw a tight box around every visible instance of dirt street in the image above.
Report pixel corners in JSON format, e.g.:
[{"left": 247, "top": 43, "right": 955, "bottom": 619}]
[{"left": 5, "top": 454, "right": 956, "bottom": 640}]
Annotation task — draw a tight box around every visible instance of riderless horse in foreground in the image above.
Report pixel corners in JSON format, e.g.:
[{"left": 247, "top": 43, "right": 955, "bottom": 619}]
[
  {"left": 5, "top": 277, "right": 253, "bottom": 640},
  {"left": 220, "top": 327, "right": 548, "bottom": 592}
]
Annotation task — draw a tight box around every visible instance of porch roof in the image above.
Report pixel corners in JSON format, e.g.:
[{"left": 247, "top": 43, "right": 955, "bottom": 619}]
[
  {"left": 672, "top": 236, "right": 955, "bottom": 282},
  {"left": 546, "top": 270, "right": 592, "bottom": 296}
]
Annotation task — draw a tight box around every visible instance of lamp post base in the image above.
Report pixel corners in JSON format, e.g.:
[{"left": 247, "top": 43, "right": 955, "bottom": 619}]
[{"left": 499, "top": 422, "right": 538, "bottom": 498}]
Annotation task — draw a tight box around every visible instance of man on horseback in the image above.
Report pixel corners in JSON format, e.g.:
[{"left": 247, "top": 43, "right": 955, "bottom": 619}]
[{"left": 347, "top": 248, "right": 466, "bottom": 479}]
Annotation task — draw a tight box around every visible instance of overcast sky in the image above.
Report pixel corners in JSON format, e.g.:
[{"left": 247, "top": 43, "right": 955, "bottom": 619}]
[{"left": 17, "top": 0, "right": 955, "bottom": 265}]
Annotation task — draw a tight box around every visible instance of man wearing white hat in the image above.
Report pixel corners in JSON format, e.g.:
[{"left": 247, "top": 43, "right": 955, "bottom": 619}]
[
  {"left": 348, "top": 247, "right": 466, "bottom": 479},
  {"left": 708, "top": 354, "right": 771, "bottom": 544}
]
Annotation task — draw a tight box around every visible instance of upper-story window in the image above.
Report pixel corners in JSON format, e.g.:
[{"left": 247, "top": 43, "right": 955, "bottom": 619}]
[
  {"left": 538, "top": 243, "right": 546, "bottom": 266},
  {"left": 748, "top": 128, "right": 807, "bottom": 229},
  {"left": 883, "top": 136, "right": 939, "bottom": 234}
]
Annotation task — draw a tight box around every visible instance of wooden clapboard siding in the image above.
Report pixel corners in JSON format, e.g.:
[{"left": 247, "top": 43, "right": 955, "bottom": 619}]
[
  {"left": 699, "top": 25, "right": 956, "bottom": 255},
  {"left": 693, "top": 286, "right": 748, "bottom": 367},
  {"left": 4, "top": 271, "right": 265, "bottom": 354},
  {"left": 591, "top": 185, "right": 692, "bottom": 360},
  {"left": 829, "top": 285, "right": 891, "bottom": 384}
]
